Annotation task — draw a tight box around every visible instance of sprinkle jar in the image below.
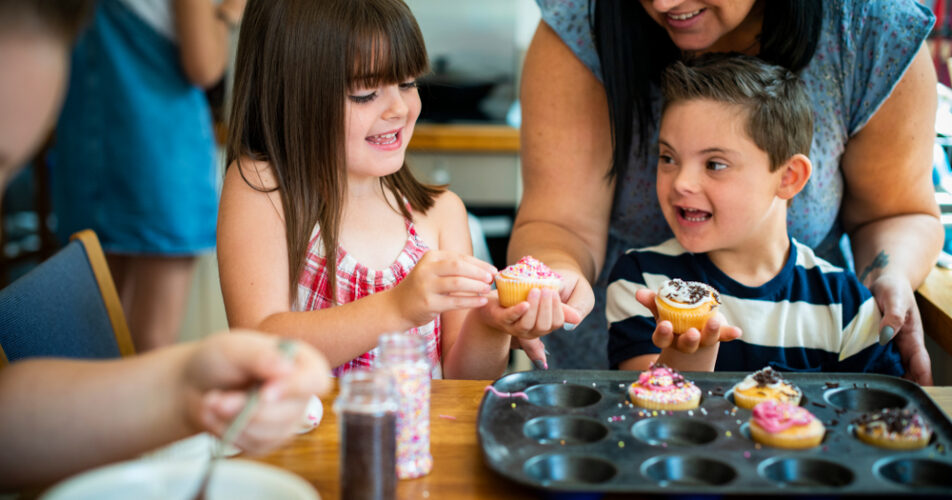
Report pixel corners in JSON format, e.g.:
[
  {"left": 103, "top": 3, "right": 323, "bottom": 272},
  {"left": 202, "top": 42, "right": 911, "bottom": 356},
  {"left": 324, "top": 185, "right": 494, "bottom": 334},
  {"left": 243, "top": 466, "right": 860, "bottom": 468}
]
[{"left": 377, "top": 333, "right": 433, "bottom": 479}]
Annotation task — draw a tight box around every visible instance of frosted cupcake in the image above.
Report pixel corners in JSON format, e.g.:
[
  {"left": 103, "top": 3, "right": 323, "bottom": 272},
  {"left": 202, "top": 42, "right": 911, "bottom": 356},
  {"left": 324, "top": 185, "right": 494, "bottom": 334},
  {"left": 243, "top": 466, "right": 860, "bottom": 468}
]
[
  {"left": 853, "top": 408, "right": 932, "bottom": 450},
  {"left": 495, "top": 256, "right": 562, "bottom": 307},
  {"left": 731, "top": 366, "right": 802, "bottom": 410},
  {"left": 628, "top": 362, "right": 701, "bottom": 411},
  {"left": 654, "top": 279, "right": 720, "bottom": 334},
  {"left": 749, "top": 400, "right": 825, "bottom": 449}
]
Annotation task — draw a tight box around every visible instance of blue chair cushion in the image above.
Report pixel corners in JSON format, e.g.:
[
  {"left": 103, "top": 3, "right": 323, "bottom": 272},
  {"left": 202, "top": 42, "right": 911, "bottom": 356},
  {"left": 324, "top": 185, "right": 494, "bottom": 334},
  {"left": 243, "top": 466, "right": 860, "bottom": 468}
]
[{"left": 0, "top": 240, "right": 122, "bottom": 362}]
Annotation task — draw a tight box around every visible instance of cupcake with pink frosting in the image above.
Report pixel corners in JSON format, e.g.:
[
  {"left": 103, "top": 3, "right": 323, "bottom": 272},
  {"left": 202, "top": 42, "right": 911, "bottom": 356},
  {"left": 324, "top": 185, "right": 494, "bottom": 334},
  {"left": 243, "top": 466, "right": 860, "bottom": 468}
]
[
  {"left": 495, "top": 256, "right": 562, "bottom": 307},
  {"left": 749, "top": 400, "right": 825, "bottom": 449},
  {"left": 628, "top": 362, "right": 701, "bottom": 411}
]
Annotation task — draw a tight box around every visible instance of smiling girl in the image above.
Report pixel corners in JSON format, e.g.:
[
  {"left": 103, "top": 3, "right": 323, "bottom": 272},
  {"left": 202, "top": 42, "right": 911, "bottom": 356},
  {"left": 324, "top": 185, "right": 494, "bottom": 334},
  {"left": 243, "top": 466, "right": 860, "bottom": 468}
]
[{"left": 216, "top": 0, "right": 551, "bottom": 379}]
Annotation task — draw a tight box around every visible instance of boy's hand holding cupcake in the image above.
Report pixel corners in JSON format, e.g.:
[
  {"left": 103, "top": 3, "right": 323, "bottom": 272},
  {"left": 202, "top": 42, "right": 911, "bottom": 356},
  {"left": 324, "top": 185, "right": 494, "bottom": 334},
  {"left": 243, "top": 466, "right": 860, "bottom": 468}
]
[{"left": 633, "top": 279, "right": 742, "bottom": 371}]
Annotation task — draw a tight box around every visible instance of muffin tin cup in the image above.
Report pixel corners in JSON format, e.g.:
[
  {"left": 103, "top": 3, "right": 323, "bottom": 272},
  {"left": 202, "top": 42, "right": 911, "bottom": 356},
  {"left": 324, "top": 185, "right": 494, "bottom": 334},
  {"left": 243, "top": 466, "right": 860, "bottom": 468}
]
[{"left": 478, "top": 370, "right": 952, "bottom": 495}]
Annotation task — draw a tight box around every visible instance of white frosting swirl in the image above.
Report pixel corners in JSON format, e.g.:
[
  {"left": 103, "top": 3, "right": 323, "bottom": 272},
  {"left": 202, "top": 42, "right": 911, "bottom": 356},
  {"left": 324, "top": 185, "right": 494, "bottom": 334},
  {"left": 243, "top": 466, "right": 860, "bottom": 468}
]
[{"left": 657, "top": 279, "right": 719, "bottom": 309}]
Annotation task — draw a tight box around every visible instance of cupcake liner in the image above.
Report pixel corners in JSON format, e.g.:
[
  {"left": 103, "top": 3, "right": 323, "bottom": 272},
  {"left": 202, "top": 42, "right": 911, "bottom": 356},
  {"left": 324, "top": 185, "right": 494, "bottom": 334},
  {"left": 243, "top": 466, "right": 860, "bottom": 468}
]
[
  {"left": 655, "top": 296, "right": 717, "bottom": 334},
  {"left": 750, "top": 419, "right": 825, "bottom": 449},
  {"left": 732, "top": 386, "right": 802, "bottom": 410},
  {"left": 495, "top": 275, "right": 560, "bottom": 308}
]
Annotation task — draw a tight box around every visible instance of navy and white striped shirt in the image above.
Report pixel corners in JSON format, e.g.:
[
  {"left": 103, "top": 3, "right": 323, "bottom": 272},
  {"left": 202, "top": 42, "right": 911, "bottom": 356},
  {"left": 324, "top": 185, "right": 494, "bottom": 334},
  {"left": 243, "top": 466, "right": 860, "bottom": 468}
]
[{"left": 606, "top": 238, "right": 903, "bottom": 375}]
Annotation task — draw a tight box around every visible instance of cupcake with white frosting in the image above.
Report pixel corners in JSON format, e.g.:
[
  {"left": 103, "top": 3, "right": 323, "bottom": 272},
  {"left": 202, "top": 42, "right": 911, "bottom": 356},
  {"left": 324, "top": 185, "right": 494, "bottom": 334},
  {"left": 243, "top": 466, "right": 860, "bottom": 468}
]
[
  {"left": 654, "top": 278, "right": 721, "bottom": 334},
  {"left": 731, "top": 366, "right": 802, "bottom": 410}
]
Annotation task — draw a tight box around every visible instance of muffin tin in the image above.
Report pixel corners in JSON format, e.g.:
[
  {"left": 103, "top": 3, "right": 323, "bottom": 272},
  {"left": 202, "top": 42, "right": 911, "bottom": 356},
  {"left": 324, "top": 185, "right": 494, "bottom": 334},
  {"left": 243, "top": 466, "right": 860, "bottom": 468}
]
[{"left": 477, "top": 370, "right": 952, "bottom": 495}]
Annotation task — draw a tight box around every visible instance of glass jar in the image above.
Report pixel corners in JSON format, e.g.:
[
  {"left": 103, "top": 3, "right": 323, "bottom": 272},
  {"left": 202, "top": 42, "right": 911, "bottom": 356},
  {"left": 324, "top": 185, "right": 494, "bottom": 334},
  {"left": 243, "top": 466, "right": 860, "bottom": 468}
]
[
  {"left": 333, "top": 369, "right": 397, "bottom": 500},
  {"left": 376, "top": 332, "right": 433, "bottom": 479}
]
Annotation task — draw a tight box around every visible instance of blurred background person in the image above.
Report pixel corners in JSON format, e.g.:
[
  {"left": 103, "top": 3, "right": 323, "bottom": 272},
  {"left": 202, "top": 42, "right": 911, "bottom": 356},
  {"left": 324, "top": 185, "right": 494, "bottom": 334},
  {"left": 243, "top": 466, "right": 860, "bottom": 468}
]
[{"left": 49, "top": 0, "right": 246, "bottom": 351}]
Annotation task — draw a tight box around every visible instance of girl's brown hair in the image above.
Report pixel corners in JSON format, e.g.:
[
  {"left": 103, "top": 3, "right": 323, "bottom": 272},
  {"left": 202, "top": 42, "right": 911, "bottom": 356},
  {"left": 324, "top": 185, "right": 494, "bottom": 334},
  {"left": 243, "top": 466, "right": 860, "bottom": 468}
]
[{"left": 227, "top": 0, "right": 440, "bottom": 301}]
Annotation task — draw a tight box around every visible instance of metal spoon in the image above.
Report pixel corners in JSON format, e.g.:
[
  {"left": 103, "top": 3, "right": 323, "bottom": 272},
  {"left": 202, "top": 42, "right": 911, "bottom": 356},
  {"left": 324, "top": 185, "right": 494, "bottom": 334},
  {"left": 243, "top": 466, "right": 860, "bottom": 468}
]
[{"left": 191, "top": 340, "right": 298, "bottom": 500}]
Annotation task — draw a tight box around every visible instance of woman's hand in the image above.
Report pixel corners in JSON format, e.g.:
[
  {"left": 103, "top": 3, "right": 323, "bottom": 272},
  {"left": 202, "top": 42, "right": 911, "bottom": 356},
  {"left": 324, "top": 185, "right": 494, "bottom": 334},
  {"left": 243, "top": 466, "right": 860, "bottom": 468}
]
[
  {"left": 635, "top": 288, "right": 742, "bottom": 352},
  {"left": 553, "top": 266, "right": 596, "bottom": 326},
  {"left": 868, "top": 272, "right": 933, "bottom": 385},
  {"left": 477, "top": 285, "right": 583, "bottom": 370},
  {"left": 390, "top": 250, "right": 496, "bottom": 327},
  {"left": 184, "top": 331, "right": 331, "bottom": 454}
]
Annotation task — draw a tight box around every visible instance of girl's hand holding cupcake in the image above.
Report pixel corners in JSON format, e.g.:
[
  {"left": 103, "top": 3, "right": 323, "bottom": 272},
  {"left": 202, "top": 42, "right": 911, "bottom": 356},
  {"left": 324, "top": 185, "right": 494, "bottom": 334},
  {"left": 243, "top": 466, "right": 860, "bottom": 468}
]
[
  {"left": 479, "top": 287, "right": 581, "bottom": 340},
  {"left": 388, "top": 249, "right": 497, "bottom": 328}
]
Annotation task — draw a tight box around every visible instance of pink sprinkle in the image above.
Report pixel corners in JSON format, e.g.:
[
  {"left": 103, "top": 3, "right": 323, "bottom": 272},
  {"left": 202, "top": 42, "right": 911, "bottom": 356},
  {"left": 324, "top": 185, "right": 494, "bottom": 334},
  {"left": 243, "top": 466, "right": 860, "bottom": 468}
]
[
  {"left": 484, "top": 385, "right": 529, "bottom": 400},
  {"left": 438, "top": 414, "right": 457, "bottom": 420},
  {"left": 743, "top": 451, "right": 751, "bottom": 459}
]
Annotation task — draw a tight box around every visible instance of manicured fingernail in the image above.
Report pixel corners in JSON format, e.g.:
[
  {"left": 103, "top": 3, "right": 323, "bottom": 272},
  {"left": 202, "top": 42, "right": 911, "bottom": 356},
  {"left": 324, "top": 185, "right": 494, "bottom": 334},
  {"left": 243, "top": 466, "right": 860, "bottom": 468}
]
[
  {"left": 879, "top": 326, "right": 895, "bottom": 346},
  {"left": 564, "top": 322, "right": 577, "bottom": 331},
  {"left": 532, "top": 360, "right": 547, "bottom": 370}
]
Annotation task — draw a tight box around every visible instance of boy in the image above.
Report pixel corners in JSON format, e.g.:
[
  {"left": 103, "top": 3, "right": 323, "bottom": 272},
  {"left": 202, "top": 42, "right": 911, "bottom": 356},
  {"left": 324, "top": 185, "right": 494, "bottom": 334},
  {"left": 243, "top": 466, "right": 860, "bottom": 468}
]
[{"left": 606, "top": 54, "right": 902, "bottom": 375}]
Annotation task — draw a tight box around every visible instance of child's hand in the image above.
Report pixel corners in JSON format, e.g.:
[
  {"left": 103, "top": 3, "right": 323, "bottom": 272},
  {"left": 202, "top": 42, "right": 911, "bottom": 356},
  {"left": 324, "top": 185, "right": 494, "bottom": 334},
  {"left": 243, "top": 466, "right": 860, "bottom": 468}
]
[
  {"left": 635, "top": 288, "right": 742, "bottom": 353},
  {"left": 479, "top": 288, "right": 582, "bottom": 340},
  {"left": 390, "top": 249, "right": 496, "bottom": 327}
]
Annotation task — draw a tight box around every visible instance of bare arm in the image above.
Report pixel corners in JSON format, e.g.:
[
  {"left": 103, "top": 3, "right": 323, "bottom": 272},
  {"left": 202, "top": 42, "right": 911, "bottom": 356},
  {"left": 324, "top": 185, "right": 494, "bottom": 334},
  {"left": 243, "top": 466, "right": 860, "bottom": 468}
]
[
  {"left": 172, "top": 0, "right": 245, "bottom": 88},
  {"left": 0, "top": 332, "right": 330, "bottom": 488},
  {"left": 842, "top": 45, "right": 942, "bottom": 288},
  {"left": 426, "top": 192, "right": 511, "bottom": 379},
  {"left": 840, "top": 45, "right": 942, "bottom": 384},
  {"left": 217, "top": 162, "right": 418, "bottom": 367},
  {"left": 217, "top": 163, "right": 494, "bottom": 368},
  {"left": 509, "top": 21, "right": 615, "bottom": 319}
]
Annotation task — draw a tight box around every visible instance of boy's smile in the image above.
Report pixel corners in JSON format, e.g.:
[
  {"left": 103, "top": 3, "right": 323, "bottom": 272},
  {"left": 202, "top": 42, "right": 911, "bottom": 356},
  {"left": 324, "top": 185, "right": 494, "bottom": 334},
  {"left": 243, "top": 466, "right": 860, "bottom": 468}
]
[{"left": 656, "top": 99, "right": 791, "bottom": 271}]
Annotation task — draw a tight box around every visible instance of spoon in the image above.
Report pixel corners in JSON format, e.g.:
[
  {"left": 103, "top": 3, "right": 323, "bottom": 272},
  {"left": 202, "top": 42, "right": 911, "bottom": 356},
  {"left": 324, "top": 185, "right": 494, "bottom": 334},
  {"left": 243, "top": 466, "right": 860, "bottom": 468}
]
[{"left": 191, "top": 339, "right": 298, "bottom": 500}]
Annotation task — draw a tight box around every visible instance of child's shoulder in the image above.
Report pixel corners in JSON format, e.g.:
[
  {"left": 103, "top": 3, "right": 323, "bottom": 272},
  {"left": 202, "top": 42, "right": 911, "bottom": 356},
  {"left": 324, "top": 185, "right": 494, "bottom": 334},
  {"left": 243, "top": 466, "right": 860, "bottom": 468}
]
[
  {"left": 415, "top": 189, "right": 466, "bottom": 223},
  {"left": 223, "top": 156, "right": 279, "bottom": 191},
  {"left": 410, "top": 189, "right": 468, "bottom": 250}
]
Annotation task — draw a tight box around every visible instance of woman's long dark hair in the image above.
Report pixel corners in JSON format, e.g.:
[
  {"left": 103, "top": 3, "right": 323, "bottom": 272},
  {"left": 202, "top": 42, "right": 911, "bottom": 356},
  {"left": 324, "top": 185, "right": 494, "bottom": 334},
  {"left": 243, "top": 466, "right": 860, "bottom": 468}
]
[
  {"left": 591, "top": 0, "right": 823, "bottom": 181},
  {"left": 228, "top": 0, "right": 439, "bottom": 301}
]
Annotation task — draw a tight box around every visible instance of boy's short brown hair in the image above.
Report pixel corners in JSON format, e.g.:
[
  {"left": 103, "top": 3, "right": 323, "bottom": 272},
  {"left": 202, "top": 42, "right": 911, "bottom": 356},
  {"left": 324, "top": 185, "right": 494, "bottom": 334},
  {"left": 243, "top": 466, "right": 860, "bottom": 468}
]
[{"left": 661, "top": 53, "right": 813, "bottom": 171}]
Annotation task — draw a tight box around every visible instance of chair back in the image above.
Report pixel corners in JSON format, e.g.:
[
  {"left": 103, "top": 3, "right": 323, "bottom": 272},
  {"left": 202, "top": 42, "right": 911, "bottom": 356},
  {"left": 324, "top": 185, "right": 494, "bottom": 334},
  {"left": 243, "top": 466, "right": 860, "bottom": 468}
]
[{"left": 0, "top": 230, "right": 134, "bottom": 366}]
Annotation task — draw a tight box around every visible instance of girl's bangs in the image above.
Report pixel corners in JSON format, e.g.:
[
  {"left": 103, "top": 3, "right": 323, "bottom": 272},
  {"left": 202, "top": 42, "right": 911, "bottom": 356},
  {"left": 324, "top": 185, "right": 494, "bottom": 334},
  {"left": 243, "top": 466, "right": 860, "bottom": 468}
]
[{"left": 347, "top": 23, "right": 428, "bottom": 90}]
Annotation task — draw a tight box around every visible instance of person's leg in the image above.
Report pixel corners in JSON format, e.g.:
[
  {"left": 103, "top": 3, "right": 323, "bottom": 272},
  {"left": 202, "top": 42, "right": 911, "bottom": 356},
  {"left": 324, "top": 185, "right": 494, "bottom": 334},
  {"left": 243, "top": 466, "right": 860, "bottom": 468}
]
[
  {"left": 122, "top": 255, "right": 197, "bottom": 352},
  {"left": 106, "top": 253, "right": 133, "bottom": 312}
]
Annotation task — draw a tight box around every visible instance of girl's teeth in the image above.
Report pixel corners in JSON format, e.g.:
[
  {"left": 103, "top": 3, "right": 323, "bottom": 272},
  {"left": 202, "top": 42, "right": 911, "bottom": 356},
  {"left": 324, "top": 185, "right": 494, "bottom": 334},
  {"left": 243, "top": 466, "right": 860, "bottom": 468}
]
[
  {"left": 368, "top": 132, "right": 397, "bottom": 145},
  {"left": 669, "top": 10, "right": 701, "bottom": 21}
]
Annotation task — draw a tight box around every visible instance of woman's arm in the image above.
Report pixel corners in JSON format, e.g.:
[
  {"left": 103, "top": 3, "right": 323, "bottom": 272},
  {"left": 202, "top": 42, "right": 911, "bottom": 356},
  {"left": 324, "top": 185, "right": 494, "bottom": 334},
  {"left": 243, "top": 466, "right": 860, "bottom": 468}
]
[
  {"left": 840, "top": 44, "right": 943, "bottom": 385},
  {"left": 508, "top": 21, "right": 616, "bottom": 320},
  {"left": 172, "top": 0, "right": 245, "bottom": 88}
]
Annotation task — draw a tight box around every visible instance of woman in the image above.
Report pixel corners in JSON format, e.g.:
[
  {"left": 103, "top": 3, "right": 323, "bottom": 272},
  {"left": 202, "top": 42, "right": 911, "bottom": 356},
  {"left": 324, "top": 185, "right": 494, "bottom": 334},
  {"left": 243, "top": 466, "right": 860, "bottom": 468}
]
[
  {"left": 49, "top": 0, "right": 245, "bottom": 351},
  {"left": 511, "top": 0, "right": 942, "bottom": 383}
]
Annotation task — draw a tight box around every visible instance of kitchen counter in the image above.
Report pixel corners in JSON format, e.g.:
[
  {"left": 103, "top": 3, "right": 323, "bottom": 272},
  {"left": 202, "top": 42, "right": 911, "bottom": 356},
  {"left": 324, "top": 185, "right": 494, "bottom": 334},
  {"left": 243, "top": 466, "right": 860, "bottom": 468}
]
[{"left": 408, "top": 123, "right": 519, "bottom": 153}]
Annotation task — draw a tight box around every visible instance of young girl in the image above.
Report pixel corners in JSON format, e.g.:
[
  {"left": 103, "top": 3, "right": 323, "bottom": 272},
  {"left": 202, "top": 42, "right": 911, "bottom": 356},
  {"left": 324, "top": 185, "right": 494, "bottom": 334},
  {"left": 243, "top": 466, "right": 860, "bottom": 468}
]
[{"left": 217, "top": 0, "right": 570, "bottom": 379}]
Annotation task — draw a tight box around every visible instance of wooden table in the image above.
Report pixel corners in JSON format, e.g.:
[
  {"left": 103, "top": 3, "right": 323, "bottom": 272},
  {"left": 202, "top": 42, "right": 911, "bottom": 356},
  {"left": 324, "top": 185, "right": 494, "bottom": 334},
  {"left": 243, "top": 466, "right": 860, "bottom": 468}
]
[{"left": 252, "top": 379, "right": 952, "bottom": 500}]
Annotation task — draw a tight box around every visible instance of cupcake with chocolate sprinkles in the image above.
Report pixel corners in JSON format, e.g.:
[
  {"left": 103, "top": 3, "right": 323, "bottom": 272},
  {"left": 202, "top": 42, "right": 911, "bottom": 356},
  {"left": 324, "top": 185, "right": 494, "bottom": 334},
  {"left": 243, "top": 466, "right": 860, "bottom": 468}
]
[
  {"left": 654, "top": 278, "right": 721, "bottom": 334},
  {"left": 731, "top": 366, "right": 802, "bottom": 410},
  {"left": 853, "top": 408, "right": 932, "bottom": 450}
]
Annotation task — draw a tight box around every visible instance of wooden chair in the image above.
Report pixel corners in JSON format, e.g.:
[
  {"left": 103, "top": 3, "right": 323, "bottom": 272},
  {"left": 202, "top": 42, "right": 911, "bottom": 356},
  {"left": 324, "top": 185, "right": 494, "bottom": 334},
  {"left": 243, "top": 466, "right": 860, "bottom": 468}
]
[{"left": 0, "top": 229, "right": 134, "bottom": 366}]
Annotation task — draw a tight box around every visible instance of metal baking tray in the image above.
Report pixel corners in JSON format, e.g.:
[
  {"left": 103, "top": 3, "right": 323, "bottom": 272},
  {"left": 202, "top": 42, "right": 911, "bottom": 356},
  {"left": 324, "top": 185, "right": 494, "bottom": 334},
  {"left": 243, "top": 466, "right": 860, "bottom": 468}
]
[{"left": 477, "top": 370, "right": 952, "bottom": 496}]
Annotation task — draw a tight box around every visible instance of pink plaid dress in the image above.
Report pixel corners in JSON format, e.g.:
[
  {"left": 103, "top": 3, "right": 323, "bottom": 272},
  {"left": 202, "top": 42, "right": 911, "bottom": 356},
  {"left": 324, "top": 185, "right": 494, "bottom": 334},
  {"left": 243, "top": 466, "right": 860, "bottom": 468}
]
[{"left": 293, "top": 217, "right": 443, "bottom": 378}]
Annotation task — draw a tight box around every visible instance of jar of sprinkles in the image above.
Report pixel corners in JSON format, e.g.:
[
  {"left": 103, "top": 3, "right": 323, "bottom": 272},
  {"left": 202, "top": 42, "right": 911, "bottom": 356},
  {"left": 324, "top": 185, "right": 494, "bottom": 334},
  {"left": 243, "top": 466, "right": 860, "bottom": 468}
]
[{"left": 377, "top": 333, "right": 433, "bottom": 479}]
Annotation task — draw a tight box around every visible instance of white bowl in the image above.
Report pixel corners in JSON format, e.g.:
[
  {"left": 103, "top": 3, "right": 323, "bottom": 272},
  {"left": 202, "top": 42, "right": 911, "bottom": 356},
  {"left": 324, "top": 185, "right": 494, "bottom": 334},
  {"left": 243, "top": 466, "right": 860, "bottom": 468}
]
[{"left": 42, "top": 458, "right": 319, "bottom": 500}]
